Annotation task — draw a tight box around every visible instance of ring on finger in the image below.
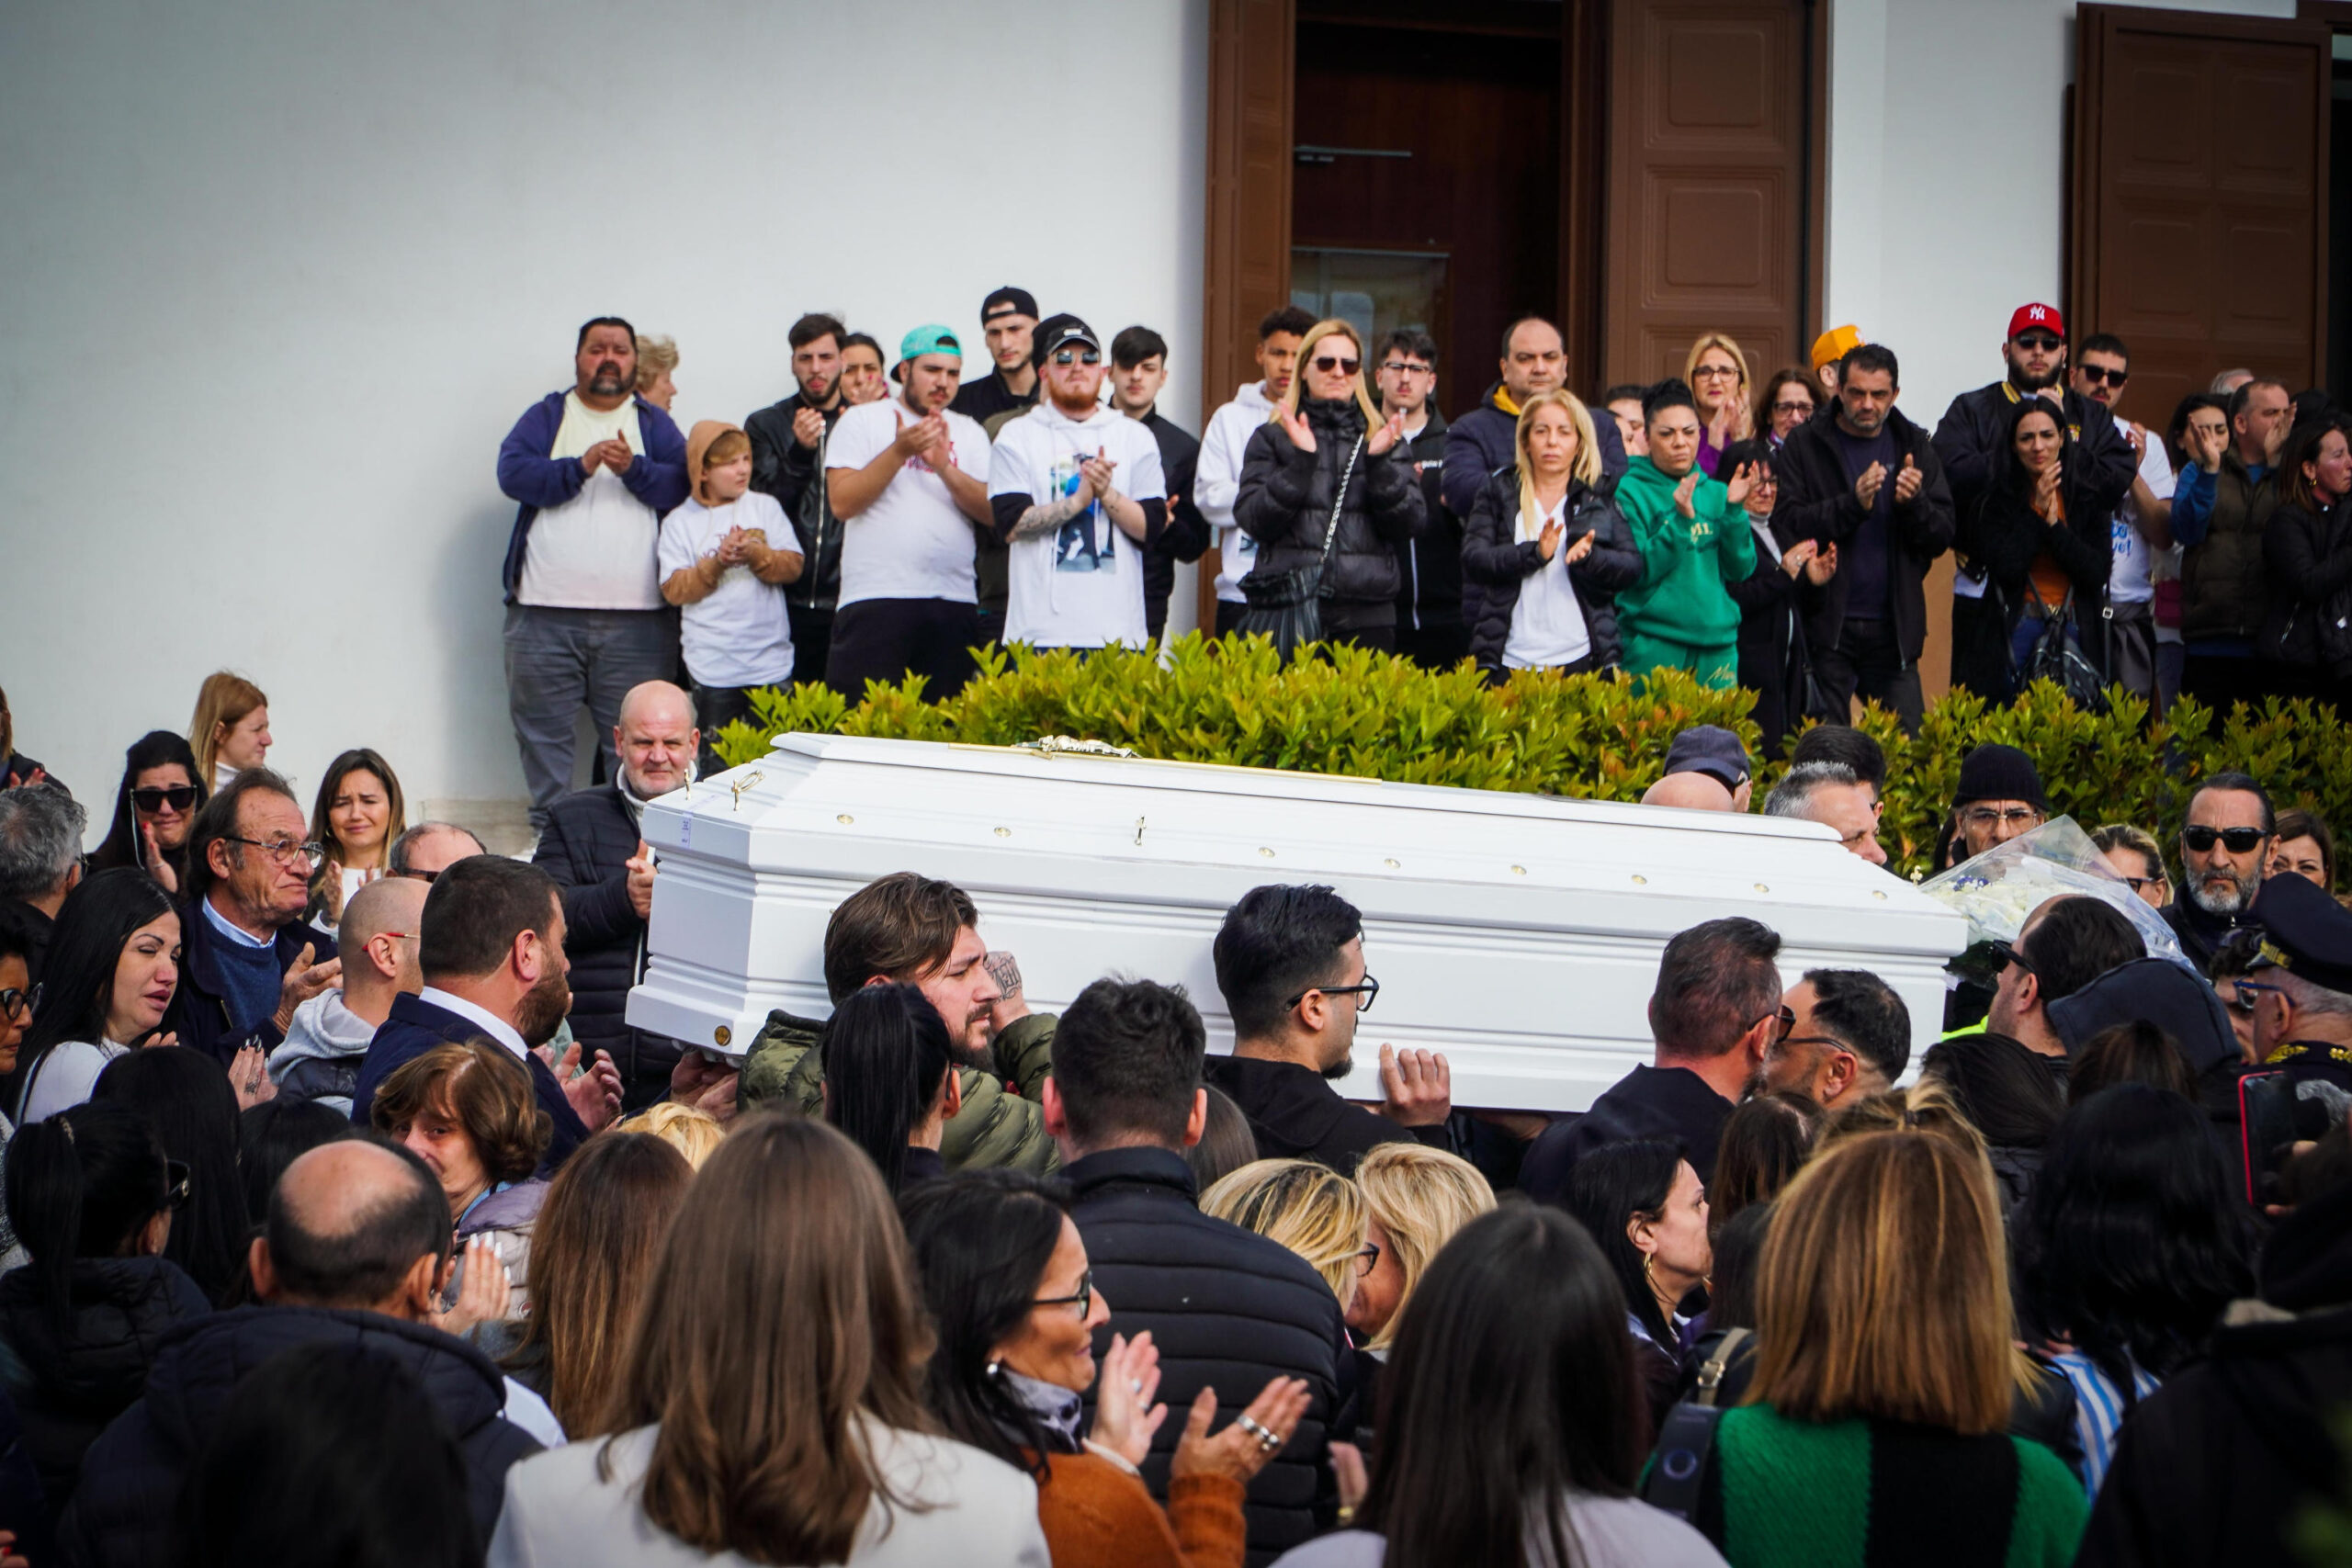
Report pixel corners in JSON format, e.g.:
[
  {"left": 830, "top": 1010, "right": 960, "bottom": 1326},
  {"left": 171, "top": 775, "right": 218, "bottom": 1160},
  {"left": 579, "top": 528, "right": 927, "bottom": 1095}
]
[
  {"left": 1257, "top": 1428, "right": 1283, "bottom": 1452},
  {"left": 1236, "top": 1414, "right": 1270, "bottom": 1441}
]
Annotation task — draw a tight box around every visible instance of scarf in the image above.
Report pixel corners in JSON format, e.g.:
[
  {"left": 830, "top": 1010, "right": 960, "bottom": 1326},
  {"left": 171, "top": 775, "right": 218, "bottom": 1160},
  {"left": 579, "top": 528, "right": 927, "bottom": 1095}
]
[{"left": 995, "top": 1368, "right": 1084, "bottom": 1455}]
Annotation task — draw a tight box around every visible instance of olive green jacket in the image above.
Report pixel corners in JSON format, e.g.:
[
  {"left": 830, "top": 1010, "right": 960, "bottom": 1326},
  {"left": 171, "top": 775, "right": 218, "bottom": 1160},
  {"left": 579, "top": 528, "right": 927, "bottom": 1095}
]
[{"left": 737, "top": 1009, "right": 1059, "bottom": 1175}]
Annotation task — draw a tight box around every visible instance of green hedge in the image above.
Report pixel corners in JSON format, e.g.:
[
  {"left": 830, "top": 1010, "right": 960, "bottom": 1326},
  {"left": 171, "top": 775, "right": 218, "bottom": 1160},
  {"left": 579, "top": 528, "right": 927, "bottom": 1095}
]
[{"left": 714, "top": 636, "right": 2352, "bottom": 882}]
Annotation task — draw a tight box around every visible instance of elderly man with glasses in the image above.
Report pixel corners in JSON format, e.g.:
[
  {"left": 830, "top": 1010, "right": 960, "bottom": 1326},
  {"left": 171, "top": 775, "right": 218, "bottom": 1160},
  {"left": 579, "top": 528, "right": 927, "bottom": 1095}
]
[
  {"left": 2165, "top": 771, "right": 2278, "bottom": 971},
  {"left": 1947, "top": 744, "right": 2050, "bottom": 864},
  {"left": 168, "top": 769, "right": 341, "bottom": 1071}
]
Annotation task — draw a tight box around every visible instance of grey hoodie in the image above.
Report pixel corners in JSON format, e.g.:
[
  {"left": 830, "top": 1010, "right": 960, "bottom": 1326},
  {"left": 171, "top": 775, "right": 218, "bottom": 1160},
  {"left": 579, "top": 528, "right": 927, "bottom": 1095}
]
[{"left": 267, "top": 990, "right": 379, "bottom": 1115}]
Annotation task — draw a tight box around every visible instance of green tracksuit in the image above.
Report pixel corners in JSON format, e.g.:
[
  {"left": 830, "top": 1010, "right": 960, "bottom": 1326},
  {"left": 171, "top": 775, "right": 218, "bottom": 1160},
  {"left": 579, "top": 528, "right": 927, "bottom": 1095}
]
[{"left": 1611, "top": 454, "right": 1754, "bottom": 689}]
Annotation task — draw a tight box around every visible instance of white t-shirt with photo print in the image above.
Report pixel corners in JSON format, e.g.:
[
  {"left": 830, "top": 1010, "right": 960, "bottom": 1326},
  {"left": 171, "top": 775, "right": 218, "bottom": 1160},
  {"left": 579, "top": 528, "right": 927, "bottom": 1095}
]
[
  {"left": 824, "top": 398, "right": 991, "bottom": 607},
  {"left": 989, "top": 400, "right": 1167, "bottom": 649}
]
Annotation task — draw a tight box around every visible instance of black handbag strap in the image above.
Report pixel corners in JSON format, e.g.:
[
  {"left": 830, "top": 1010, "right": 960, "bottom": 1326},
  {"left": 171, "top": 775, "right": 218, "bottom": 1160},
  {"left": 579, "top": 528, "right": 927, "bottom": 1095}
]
[
  {"left": 1643, "top": 1401, "right": 1725, "bottom": 1522},
  {"left": 1317, "top": 437, "right": 1363, "bottom": 570}
]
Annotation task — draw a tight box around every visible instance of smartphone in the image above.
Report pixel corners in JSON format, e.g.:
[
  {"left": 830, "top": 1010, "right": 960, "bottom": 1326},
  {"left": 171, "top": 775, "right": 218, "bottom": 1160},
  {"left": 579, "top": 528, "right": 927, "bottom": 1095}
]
[{"left": 2241, "top": 1071, "right": 2302, "bottom": 1207}]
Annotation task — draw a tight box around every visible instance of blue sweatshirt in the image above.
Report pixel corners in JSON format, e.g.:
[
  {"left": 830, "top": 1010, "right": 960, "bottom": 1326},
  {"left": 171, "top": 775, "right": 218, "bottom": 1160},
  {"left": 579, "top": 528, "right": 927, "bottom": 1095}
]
[{"left": 495, "top": 390, "right": 690, "bottom": 604}]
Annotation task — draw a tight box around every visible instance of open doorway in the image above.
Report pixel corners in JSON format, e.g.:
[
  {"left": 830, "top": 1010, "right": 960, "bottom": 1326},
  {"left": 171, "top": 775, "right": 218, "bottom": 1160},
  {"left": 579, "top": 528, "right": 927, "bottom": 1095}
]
[{"left": 1290, "top": 6, "right": 1561, "bottom": 421}]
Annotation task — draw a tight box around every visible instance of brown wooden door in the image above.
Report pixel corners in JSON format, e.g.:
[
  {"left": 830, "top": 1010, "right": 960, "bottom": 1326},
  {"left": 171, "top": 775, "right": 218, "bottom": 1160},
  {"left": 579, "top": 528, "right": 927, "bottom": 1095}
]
[
  {"left": 1199, "top": 0, "right": 1295, "bottom": 628},
  {"left": 1600, "top": 0, "right": 1811, "bottom": 386},
  {"left": 2070, "top": 6, "right": 2331, "bottom": 423}
]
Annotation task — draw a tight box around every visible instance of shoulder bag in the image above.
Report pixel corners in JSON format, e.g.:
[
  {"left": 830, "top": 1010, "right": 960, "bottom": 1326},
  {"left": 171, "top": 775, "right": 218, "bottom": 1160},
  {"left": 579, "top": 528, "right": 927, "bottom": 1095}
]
[{"left": 1233, "top": 434, "right": 1363, "bottom": 661}]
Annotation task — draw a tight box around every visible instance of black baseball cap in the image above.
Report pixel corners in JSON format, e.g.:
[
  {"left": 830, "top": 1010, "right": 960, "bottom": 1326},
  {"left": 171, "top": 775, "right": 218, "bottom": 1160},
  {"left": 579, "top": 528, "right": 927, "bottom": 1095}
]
[
  {"left": 1662, "top": 725, "right": 1749, "bottom": 793},
  {"left": 1030, "top": 313, "right": 1100, "bottom": 368},
  {"left": 981, "top": 286, "right": 1039, "bottom": 325}
]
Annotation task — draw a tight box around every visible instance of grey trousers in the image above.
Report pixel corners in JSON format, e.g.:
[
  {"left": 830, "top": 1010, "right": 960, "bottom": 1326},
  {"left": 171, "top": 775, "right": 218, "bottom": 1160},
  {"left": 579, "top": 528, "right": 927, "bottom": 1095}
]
[{"left": 503, "top": 604, "right": 673, "bottom": 825}]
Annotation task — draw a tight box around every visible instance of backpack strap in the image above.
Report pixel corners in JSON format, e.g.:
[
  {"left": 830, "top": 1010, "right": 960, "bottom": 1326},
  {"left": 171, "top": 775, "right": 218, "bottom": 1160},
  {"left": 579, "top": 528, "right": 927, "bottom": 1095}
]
[
  {"left": 1641, "top": 1401, "right": 1725, "bottom": 1523},
  {"left": 1692, "top": 1325, "right": 1751, "bottom": 1408}
]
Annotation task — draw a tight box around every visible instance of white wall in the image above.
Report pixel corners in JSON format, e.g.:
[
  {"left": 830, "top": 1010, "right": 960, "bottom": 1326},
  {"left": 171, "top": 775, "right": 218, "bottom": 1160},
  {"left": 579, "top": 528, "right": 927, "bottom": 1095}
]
[
  {"left": 1825, "top": 0, "right": 2296, "bottom": 419},
  {"left": 0, "top": 0, "right": 1210, "bottom": 844}
]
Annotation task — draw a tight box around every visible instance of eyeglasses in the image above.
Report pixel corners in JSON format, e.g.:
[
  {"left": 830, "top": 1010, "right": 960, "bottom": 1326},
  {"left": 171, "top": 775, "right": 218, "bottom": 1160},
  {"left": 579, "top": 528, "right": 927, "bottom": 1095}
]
[
  {"left": 130, "top": 785, "right": 198, "bottom": 813},
  {"left": 1987, "top": 940, "right": 2037, "bottom": 977},
  {"left": 2014, "top": 332, "right": 2063, "bottom": 351},
  {"left": 2184, "top": 825, "right": 2268, "bottom": 854},
  {"left": 2231, "top": 978, "right": 2283, "bottom": 1016},
  {"left": 1283, "top": 974, "right": 1380, "bottom": 1013},
  {"left": 1693, "top": 365, "right": 1742, "bottom": 381},
  {"left": 1352, "top": 1242, "right": 1382, "bottom": 1278},
  {"left": 1962, "top": 807, "right": 2042, "bottom": 830},
  {"left": 163, "top": 1159, "right": 190, "bottom": 1212},
  {"left": 1771, "top": 400, "right": 1814, "bottom": 416},
  {"left": 2077, "top": 365, "right": 2129, "bottom": 388},
  {"left": 401, "top": 868, "right": 439, "bottom": 885},
  {"left": 1312, "top": 355, "right": 1361, "bottom": 375},
  {"left": 377, "top": 931, "right": 422, "bottom": 945},
  {"left": 222, "top": 835, "right": 327, "bottom": 871},
  {"left": 1033, "top": 1269, "right": 1093, "bottom": 1319},
  {"left": 0, "top": 982, "right": 40, "bottom": 1021},
  {"left": 2115, "top": 873, "right": 2167, "bottom": 893},
  {"left": 1051, "top": 348, "right": 1101, "bottom": 367},
  {"left": 1378, "top": 361, "right": 1431, "bottom": 377}
]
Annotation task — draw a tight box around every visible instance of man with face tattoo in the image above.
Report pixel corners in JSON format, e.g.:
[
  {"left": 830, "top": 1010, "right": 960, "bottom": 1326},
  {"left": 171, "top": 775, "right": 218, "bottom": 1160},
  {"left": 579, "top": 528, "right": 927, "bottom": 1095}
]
[{"left": 495, "top": 316, "right": 691, "bottom": 829}]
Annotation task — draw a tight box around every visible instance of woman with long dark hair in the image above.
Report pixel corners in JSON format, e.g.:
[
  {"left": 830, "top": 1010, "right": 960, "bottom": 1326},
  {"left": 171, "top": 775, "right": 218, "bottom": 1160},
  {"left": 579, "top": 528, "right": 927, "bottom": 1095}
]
[
  {"left": 87, "top": 731, "right": 209, "bottom": 895},
  {"left": 2257, "top": 417, "right": 2352, "bottom": 705},
  {"left": 486, "top": 1115, "right": 1050, "bottom": 1566},
  {"left": 1233, "top": 317, "right": 1425, "bottom": 652},
  {"left": 1565, "top": 1139, "right": 1710, "bottom": 1426},
  {"left": 821, "top": 982, "right": 956, "bottom": 1192},
  {"left": 0, "top": 1100, "right": 207, "bottom": 1520},
  {"left": 1922, "top": 1032, "right": 2065, "bottom": 1216},
  {"left": 1952, "top": 397, "right": 2112, "bottom": 699},
  {"left": 306, "top": 747, "right": 407, "bottom": 932},
  {"left": 491, "top": 1131, "right": 693, "bottom": 1438},
  {"left": 91, "top": 1047, "right": 248, "bottom": 1304},
  {"left": 1272, "top": 1202, "right": 1721, "bottom": 1567},
  {"left": 17, "top": 870, "right": 180, "bottom": 1125},
  {"left": 2016, "top": 1085, "right": 2254, "bottom": 1494},
  {"left": 900, "top": 1168, "right": 1303, "bottom": 1568}
]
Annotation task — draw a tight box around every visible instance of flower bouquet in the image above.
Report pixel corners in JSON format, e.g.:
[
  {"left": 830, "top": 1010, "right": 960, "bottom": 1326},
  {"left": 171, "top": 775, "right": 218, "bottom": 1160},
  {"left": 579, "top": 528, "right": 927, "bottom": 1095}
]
[{"left": 1918, "top": 816, "right": 2191, "bottom": 978}]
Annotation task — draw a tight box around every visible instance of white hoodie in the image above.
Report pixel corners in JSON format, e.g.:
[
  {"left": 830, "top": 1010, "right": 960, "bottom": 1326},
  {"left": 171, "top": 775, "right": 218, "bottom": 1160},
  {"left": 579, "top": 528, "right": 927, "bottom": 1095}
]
[
  {"left": 1195, "top": 380, "right": 1278, "bottom": 604},
  {"left": 268, "top": 989, "right": 379, "bottom": 1115}
]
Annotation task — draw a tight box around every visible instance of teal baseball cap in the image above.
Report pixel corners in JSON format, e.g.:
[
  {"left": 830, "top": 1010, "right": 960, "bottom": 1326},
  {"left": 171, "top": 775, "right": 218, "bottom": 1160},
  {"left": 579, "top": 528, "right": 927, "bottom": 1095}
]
[{"left": 899, "top": 324, "right": 963, "bottom": 363}]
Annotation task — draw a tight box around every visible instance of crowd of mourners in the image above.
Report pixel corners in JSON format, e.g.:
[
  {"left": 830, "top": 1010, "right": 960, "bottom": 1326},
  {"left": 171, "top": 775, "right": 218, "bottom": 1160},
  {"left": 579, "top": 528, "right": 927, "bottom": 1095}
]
[{"left": 0, "top": 291, "right": 2347, "bottom": 1568}]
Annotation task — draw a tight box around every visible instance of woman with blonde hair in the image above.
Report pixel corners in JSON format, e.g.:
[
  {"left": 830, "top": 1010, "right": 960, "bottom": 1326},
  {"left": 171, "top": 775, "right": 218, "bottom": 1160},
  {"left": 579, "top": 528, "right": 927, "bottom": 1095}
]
[
  {"left": 635, "top": 333, "right": 680, "bottom": 412},
  {"left": 1347, "top": 1143, "right": 1494, "bottom": 1351},
  {"left": 617, "top": 1100, "right": 726, "bottom": 1168},
  {"left": 486, "top": 1113, "right": 1049, "bottom": 1566},
  {"left": 1687, "top": 1132, "right": 2087, "bottom": 1565},
  {"left": 187, "top": 673, "right": 270, "bottom": 791},
  {"left": 1685, "top": 333, "right": 1755, "bottom": 476},
  {"left": 1461, "top": 388, "right": 1641, "bottom": 679},
  {"left": 1233, "top": 319, "right": 1426, "bottom": 652},
  {"left": 306, "top": 747, "right": 407, "bottom": 931},
  {"left": 1200, "top": 1157, "right": 1372, "bottom": 1314}
]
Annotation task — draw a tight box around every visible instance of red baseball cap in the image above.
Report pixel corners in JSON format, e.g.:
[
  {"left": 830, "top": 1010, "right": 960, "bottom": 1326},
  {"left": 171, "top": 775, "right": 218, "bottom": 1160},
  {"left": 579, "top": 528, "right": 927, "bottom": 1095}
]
[{"left": 2007, "top": 302, "right": 2064, "bottom": 340}]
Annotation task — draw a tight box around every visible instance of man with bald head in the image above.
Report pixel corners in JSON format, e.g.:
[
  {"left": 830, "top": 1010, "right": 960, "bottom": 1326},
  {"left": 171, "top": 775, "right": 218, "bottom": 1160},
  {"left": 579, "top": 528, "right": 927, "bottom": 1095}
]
[
  {"left": 271, "top": 875, "right": 428, "bottom": 1113},
  {"left": 61, "top": 1139, "right": 545, "bottom": 1562},
  {"left": 390, "top": 820, "right": 488, "bottom": 882},
  {"left": 532, "top": 678, "right": 697, "bottom": 1107}
]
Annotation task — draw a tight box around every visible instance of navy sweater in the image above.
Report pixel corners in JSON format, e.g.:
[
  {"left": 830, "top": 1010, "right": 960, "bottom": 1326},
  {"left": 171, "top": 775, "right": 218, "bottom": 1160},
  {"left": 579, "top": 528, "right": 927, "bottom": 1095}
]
[{"left": 494, "top": 389, "right": 690, "bottom": 604}]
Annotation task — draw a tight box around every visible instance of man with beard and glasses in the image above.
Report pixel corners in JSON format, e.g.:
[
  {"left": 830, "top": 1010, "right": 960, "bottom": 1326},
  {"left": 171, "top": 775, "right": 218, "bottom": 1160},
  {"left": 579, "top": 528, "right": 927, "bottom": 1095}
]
[
  {"left": 745, "top": 312, "right": 853, "bottom": 686},
  {"left": 1930, "top": 303, "right": 2137, "bottom": 583},
  {"left": 989, "top": 314, "right": 1167, "bottom": 652},
  {"left": 734, "top": 872, "right": 1059, "bottom": 1172},
  {"left": 532, "top": 681, "right": 697, "bottom": 1111},
  {"left": 1201, "top": 883, "right": 1452, "bottom": 1174},
  {"left": 823, "top": 324, "right": 994, "bottom": 699},
  {"left": 496, "top": 317, "right": 690, "bottom": 829},
  {"left": 2165, "top": 772, "right": 2278, "bottom": 971},
  {"left": 348, "top": 855, "right": 620, "bottom": 1171}
]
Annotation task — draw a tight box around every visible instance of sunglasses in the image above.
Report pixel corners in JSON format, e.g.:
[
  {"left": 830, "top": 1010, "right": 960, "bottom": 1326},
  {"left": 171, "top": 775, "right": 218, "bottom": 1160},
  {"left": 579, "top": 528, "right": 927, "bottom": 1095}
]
[
  {"left": 2077, "top": 365, "right": 2129, "bottom": 388},
  {"left": 130, "top": 785, "right": 198, "bottom": 813},
  {"left": 1312, "top": 355, "right": 1361, "bottom": 376},
  {"left": 2183, "top": 825, "right": 2268, "bottom": 854},
  {"left": 1051, "top": 348, "right": 1101, "bottom": 367},
  {"left": 1987, "top": 940, "right": 2037, "bottom": 977},
  {"left": 2014, "top": 332, "right": 2064, "bottom": 351}
]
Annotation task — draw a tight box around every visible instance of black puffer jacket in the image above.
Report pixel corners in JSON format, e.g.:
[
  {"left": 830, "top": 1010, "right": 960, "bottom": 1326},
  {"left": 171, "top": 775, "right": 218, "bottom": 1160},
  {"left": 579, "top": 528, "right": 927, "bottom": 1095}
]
[
  {"left": 1235, "top": 399, "right": 1425, "bottom": 622},
  {"left": 0, "top": 1258, "right": 209, "bottom": 1523},
  {"left": 60, "top": 1305, "right": 542, "bottom": 1568},
  {"left": 1067, "top": 1147, "right": 1351, "bottom": 1566},
  {"left": 1460, "top": 471, "right": 1641, "bottom": 671},
  {"left": 745, "top": 389, "right": 845, "bottom": 612},
  {"left": 1726, "top": 521, "right": 1820, "bottom": 755},
  {"left": 2259, "top": 498, "right": 2352, "bottom": 679},
  {"left": 530, "top": 783, "right": 680, "bottom": 1110},
  {"left": 1956, "top": 434, "right": 2116, "bottom": 677}
]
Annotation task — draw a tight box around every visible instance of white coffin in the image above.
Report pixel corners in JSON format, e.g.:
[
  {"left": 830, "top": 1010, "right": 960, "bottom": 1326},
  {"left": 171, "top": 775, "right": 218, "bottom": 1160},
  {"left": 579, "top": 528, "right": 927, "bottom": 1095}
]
[{"left": 627, "top": 734, "right": 1968, "bottom": 1112}]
